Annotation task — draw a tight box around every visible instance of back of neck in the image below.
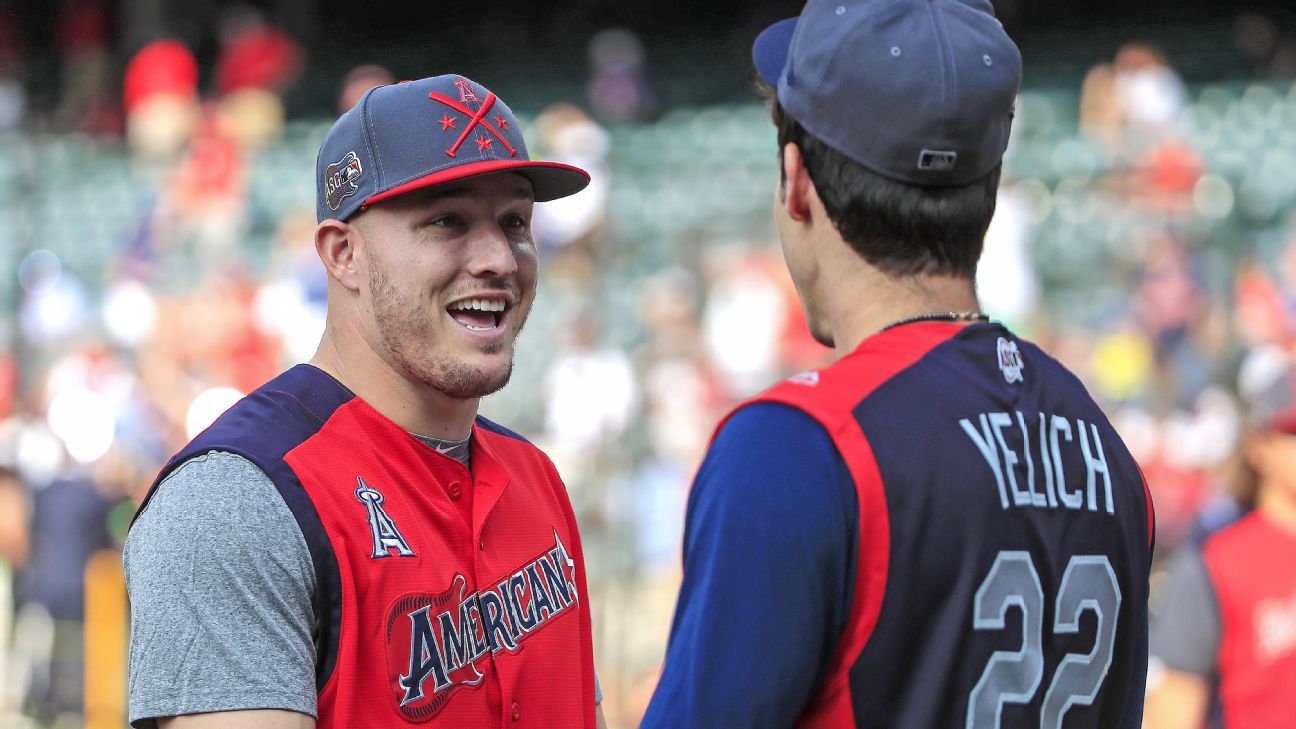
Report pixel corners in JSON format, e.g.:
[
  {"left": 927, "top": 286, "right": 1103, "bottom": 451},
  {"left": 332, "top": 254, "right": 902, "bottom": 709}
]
[{"left": 830, "top": 272, "right": 981, "bottom": 356}]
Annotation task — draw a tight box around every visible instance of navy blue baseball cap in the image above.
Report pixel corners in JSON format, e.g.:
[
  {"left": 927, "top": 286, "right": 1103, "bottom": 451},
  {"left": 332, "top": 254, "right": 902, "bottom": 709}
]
[
  {"left": 316, "top": 74, "right": 590, "bottom": 222},
  {"left": 753, "top": 0, "right": 1022, "bottom": 187}
]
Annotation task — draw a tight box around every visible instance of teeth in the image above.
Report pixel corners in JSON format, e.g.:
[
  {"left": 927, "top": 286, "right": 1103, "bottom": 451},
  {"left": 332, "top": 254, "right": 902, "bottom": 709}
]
[{"left": 450, "top": 298, "right": 506, "bottom": 312}]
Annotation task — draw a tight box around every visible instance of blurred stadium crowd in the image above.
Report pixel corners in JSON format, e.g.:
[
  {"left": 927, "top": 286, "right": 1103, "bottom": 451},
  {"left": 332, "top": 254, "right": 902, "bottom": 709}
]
[{"left": 1, "top": 1, "right": 1296, "bottom": 727}]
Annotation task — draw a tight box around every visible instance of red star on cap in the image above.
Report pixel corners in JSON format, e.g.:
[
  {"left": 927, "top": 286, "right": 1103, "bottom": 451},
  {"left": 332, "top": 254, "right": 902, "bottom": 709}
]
[
  {"left": 494, "top": 114, "right": 509, "bottom": 130},
  {"left": 476, "top": 135, "right": 493, "bottom": 151},
  {"left": 438, "top": 114, "right": 457, "bottom": 131}
]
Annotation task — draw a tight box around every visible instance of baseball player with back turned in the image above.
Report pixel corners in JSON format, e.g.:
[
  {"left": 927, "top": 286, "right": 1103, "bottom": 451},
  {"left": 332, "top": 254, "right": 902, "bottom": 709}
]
[
  {"left": 642, "top": 1, "right": 1155, "bottom": 727},
  {"left": 124, "top": 74, "right": 606, "bottom": 728}
]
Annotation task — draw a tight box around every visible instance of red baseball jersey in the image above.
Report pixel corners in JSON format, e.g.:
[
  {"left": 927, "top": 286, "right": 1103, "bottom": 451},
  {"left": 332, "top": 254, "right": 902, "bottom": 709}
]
[
  {"left": 134, "top": 364, "right": 597, "bottom": 727},
  {"left": 1202, "top": 511, "right": 1296, "bottom": 729}
]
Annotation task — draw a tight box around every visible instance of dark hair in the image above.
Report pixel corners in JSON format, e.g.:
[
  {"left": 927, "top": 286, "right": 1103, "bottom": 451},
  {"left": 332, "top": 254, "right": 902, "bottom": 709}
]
[{"left": 763, "top": 84, "right": 1001, "bottom": 279}]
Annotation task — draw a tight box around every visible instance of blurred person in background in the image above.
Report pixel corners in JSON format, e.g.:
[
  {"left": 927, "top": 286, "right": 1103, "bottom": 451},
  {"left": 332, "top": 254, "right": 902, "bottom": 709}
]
[
  {"left": 17, "top": 464, "right": 119, "bottom": 725},
  {"left": 0, "top": 465, "right": 27, "bottom": 719},
  {"left": 530, "top": 102, "right": 610, "bottom": 279},
  {"left": 1234, "top": 11, "right": 1296, "bottom": 80},
  {"left": 211, "top": 3, "right": 304, "bottom": 149},
  {"left": 52, "top": 0, "right": 117, "bottom": 134},
  {"left": 1145, "top": 348, "right": 1296, "bottom": 729},
  {"left": 975, "top": 179, "right": 1040, "bottom": 335},
  {"left": 0, "top": 5, "right": 25, "bottom": 132},
  {"left": 124, "top": 73, "right": 606, "bottom": 728},
  {"left": 122, "top": 38, "right": 200, "bottom": 163},
  {"left": 700, "top": 244, "right": 788, "bottom": 400},
  {"left": 336, "top": 64, "right": 394, "bottom": 114},
  {"left": 541, "top": 310, "right": 638, "bottom": 470},
  {"left": 1112, "top": 42, "right": 1186, "bottom": 141},
  {"left": 644, "top": 1, "right": 1154, "bottom": 726},
  {"left": 0, "top": 466, "right": 27, "bottom": 575},
  {"left": 1079, "top": 60, "right": 1122, "bottom": 151},
  {"left": 585, "top": 28, "right": 656, "bottom": 123}
]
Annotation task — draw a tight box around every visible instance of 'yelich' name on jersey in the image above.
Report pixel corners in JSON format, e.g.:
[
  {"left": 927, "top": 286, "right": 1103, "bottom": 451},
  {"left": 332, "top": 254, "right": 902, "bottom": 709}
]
[{"left": 959, "top": 411, "right": 1115, "bottom": 514}]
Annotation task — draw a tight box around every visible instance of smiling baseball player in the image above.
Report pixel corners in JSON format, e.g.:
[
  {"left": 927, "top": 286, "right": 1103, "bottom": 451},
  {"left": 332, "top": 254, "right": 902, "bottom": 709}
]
[{"left": 125, "top": 74, "right": 605, "bottom": 728}]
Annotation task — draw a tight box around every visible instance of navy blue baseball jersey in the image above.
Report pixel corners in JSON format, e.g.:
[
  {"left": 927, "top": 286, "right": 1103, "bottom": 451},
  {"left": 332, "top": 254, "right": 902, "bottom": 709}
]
[{"left": 644, "top": 321, "right": 1154, "bottom": 728}]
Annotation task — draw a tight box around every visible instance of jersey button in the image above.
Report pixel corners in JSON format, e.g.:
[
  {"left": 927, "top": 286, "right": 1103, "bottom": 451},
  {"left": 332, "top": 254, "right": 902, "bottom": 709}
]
[
  {"left": 479, "top": 539, "right": 486, "bottom": 551},
  {"left": 448, "top": 481, "right": 462, "bottom": 499},
  {"left": 511, "top": 702, "right": 520, "bottom": 721}
]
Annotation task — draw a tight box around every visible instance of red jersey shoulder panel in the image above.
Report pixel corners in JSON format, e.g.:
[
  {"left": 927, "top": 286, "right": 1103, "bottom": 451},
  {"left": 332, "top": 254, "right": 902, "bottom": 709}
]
[{"left": 750, "top": 322, "right": 964, "bottom": 431}]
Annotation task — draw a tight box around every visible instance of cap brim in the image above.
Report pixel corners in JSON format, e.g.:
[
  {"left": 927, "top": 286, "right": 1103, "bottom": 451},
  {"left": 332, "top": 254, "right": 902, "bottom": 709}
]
[
  {"left": 364, "top": 159, "right": 591, "bottom": 208},
  {"left": 752, "top": 17, "right": 799, "bottom": 86}
]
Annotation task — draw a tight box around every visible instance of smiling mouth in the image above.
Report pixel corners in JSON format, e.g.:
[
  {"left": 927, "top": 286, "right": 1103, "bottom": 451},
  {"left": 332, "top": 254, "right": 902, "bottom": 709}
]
[{"left": 447, "top": 297, "right": 508, "bottom": 331}]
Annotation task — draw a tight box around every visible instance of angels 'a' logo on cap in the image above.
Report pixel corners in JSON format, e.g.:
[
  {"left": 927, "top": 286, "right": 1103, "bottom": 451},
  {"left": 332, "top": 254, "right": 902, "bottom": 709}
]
[
  {"left": 325, "top": 151, "right": 363, "bottom": 211},
  {"left": 453, "top": 77, "right": 480, "bottom": 104}
]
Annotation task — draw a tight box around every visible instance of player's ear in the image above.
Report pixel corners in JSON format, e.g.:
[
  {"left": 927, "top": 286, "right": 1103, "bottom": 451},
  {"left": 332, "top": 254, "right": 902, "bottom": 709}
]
[
  {"left": 316, "top": 218, "right": 363, "bottom": 292},
  {"left": 781, "top": 143, "right": 813, "bottom": 223}
]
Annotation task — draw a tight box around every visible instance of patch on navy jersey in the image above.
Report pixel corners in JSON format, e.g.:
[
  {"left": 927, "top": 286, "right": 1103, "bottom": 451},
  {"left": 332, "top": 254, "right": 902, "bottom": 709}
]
[
  {"left": 386, "top": 530, "right": 580, "bottom": 720},
  {"left": 324, "top": 151, "right": 363, "bottom": 211},
  {"left": 355, "top": 477, "right": 416, "bottom": 558},
  {"left": 997, "top": 337, "right": 1024, "bottom": 384}
]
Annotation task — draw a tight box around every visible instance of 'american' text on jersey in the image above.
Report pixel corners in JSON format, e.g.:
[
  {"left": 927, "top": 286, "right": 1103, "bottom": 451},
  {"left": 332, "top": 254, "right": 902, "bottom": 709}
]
[
  {"left": 960, "top": 411, "right": 1115, "bottom": 514},
  {"left": 398, "top": 531, "right": 579, "bottom": 707}
]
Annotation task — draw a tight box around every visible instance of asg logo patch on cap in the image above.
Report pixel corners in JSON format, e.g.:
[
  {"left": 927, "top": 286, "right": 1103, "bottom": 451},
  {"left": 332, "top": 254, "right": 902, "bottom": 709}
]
[
  {"left": 325, "top": 151, "right": 364, "bottom": 211},
  {"left": 997, "top": 337, "right": 1024, "bottom": 384}
]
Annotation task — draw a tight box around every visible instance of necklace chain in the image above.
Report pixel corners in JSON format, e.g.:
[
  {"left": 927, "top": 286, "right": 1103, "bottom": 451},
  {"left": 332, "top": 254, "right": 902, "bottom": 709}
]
[{"left": 880, "top": 311, "right": 989, "bottom": 332}]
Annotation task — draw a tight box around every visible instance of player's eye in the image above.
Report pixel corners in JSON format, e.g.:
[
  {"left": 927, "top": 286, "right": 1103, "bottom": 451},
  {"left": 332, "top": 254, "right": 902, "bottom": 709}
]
[
  {"left": 501, "top": 214, "right": 528, "bottom": 229},
  {"left": 429, "top": 214, "right": 463, "bottom": 227}
]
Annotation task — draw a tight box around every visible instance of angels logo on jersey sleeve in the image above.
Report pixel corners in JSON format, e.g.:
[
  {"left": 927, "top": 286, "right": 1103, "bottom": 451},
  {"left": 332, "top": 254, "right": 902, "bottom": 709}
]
[{"left": 385, "top": 530, "right": 580, "bottom": 721}]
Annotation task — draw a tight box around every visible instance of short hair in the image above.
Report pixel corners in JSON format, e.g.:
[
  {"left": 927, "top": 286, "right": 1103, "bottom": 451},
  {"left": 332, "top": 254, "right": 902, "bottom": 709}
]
[{"left": 763, "top": 83, "right": 1001, "bottom": 279}]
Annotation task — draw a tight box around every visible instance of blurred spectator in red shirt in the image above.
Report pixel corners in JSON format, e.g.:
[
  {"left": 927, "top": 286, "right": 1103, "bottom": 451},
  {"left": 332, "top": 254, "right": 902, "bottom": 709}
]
[
  {"left": 123, "top": 39, "right": 199, "bottom": 160},
  {"left": 213, "top": 6, "right": 305, "bottom": 149},
  {"left": 213, "top": 5, "right": 303, "bottom": 98}
]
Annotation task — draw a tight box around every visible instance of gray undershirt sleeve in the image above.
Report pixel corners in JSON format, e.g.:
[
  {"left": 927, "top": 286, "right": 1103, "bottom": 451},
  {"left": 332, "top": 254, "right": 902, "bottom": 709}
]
[
  {"left": 124, "top": 452, "right": 318, "bottom": 728},
  {"left": 1150, "top": 544, "right": 1221, "bottom": 676}
]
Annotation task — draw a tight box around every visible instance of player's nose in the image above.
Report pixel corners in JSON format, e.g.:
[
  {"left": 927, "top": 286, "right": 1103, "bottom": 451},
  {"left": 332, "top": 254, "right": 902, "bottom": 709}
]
[{"left": 464, "top": 226, "right": 519, "bottom": 279}]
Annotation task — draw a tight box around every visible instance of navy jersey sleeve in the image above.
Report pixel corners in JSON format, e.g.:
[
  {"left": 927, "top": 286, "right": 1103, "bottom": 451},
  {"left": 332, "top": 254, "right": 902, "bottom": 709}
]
[{"left": 641, "top": 402, "right": 858, "bottom": 728}]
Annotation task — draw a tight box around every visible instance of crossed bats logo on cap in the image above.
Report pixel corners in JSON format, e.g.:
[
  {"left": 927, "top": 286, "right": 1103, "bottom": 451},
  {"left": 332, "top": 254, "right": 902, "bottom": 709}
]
[{"left": 429, "top": 79, "right": 518, "bottom": 159}]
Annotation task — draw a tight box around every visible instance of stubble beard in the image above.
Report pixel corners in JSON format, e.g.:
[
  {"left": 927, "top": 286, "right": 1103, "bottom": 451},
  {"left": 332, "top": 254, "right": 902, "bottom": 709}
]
[{"left": 369, "top": 263, "right": 526, "bottom": 400}]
